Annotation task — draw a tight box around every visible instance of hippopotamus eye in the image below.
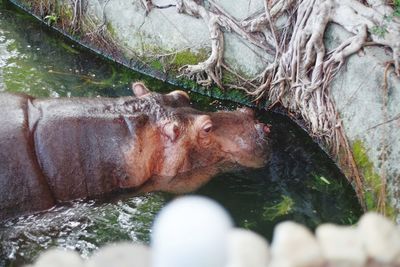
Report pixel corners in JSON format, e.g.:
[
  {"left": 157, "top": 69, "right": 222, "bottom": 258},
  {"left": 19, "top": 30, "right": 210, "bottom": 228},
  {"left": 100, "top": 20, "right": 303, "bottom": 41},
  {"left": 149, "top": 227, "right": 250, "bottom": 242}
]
[
  {"left": 203, "top": 124, "right": 212, "bottom": 133},
  {"left": 195, "top": 115, "right": 213, "bottom": 140}
]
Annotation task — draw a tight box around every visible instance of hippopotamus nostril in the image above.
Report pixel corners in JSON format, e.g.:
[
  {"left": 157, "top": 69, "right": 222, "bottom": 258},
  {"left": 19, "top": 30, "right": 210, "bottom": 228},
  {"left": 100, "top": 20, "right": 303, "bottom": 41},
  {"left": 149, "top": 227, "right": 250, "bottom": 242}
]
[
  {"left": 255, "top": 122, "right": 271, "bottom": 137},
  {"left": 263, "top": 124, "right": 271, "bottom": 135}
]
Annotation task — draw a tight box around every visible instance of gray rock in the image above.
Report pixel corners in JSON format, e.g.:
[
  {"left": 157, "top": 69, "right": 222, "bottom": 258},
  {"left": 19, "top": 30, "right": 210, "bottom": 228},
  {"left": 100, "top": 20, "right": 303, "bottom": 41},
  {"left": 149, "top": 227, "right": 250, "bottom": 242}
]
[
  {"left": 328, "top": 23, "right": 400, "bottom": 218},
  {"left": 85, "top": 242, "right": 150, "bottom": 267},
  {"left": 358, "top": 212, "right": 400, "bottom": 264},
  {"left": 269, "top": 221, "right": 324, "bottom": 267},
  {"left": 316, "top": 224, "right": 367, "bottom": 267},
  {"left": 101, "top": 0, "right": 210, "bottom": 54},
  {"left": 213, "top": 0, "right": 264, "bottom": 21},
  {"left": 224, "top": 32, "right": 270, "bottom": 77},
  {"left": 226, "top": 228, "right": 270, "bottom": 267},
  {"left": 84, "top": 0, "right": 269, "bottom": 76}
]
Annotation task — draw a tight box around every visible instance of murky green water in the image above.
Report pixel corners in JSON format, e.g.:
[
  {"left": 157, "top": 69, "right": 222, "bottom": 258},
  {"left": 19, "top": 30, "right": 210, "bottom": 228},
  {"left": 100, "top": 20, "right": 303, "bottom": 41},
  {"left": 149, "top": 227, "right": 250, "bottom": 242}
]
[{"left": 0, "top": 1, "right": 362, "bottom": 266}]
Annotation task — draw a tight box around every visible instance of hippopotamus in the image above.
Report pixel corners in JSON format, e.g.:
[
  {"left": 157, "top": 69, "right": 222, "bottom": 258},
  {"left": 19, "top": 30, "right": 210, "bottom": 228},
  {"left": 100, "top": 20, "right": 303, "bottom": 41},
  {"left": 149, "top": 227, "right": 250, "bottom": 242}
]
[{"left": 0, "top": 82, "right": 271, "bottom": 222}]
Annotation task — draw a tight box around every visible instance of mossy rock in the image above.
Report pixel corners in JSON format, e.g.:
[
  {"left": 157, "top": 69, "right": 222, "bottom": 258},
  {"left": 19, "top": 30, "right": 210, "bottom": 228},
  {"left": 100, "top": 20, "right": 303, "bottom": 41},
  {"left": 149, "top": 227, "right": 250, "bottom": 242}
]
[{"left": 352, "top": 139, "right": 395, "bottom": 217}]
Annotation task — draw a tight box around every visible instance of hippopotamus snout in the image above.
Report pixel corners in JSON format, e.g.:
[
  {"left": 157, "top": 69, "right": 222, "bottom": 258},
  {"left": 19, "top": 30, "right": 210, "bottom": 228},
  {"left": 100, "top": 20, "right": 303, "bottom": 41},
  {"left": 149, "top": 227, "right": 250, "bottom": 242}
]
[{"left": 238, "top": 106, "right": 271, "bottom": 136}]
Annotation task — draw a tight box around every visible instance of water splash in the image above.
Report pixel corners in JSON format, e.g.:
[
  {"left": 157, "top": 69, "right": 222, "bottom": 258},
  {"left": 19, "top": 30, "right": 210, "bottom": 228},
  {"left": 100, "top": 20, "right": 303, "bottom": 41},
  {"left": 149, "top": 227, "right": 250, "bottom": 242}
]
[{"left": 0, "top": 194, "right": 168, "bottom": 264}]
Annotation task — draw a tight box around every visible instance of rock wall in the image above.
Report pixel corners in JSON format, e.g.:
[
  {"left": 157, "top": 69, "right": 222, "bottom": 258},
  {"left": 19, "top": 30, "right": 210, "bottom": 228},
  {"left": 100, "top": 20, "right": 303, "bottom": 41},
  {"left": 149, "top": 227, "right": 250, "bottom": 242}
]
[
  {"left": 12, "top": 0, "right": 400, "bottom": 218},
  {"left": 84, "top": 0, "right": 270, "bottom": 77},
  {"left": 328, "top": 25, "right": 400, "bottom": 219}
]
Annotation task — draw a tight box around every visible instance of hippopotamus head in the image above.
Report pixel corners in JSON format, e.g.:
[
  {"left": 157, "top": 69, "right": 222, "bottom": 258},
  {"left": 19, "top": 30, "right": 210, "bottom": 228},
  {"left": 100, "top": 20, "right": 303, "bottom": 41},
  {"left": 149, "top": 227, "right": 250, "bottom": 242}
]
[{"left": 122, "top": 83, "right": 271, "bottom": 191}]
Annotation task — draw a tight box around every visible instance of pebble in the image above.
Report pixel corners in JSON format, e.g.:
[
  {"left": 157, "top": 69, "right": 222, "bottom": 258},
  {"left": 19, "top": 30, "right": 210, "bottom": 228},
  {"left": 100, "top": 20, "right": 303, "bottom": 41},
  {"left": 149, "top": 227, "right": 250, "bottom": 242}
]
[
  {"left": 269, "top": 221, "right": 324, "bottom": 267},
  {"left": 358, "top": 212, "right": 400, "bottom": 264},
  {"left": 32, "top": 249, "right": 84, "bottom": 267},
  {"left": 26, "top": 201, "right": 400, "bottom": 267},
  {"left": 316, "top": 224, "right": 366, "bottom": 267},
  {"left": 85, "top": 242, "right": 150, "bottom": 267},
  {"left": 226, "top": 228, "right": 270, "bottom": 267}
]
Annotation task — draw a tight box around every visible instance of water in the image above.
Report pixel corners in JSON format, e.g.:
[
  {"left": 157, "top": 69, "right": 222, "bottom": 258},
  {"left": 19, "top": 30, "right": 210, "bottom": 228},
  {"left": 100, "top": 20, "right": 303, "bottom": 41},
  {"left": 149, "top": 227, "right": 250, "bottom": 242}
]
[{"left": 0, "top": 1, "right": 362, "bottom": 266}]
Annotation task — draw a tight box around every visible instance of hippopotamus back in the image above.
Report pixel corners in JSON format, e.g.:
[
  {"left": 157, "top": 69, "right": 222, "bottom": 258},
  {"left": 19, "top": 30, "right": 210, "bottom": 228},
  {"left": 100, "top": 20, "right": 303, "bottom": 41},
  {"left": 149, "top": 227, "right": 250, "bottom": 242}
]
[
  {"left": 0, "top": 93, "right": 149, "bottom": 220},
  {"left": 31, "top": 96, "right": 149, "bottom": 201}
]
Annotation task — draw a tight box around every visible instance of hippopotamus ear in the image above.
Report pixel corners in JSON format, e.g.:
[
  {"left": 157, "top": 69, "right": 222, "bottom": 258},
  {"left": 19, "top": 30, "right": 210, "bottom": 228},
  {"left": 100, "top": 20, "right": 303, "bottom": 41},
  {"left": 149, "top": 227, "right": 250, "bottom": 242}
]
[
  {"left": 132, "top": 82, "right": 150, "bottom": 97},
  {"left": 162, "top": 122, "right": 180, "bottom": 142},
  {"left": 168, "top": 90, "right": 190, "bottom": 101}
]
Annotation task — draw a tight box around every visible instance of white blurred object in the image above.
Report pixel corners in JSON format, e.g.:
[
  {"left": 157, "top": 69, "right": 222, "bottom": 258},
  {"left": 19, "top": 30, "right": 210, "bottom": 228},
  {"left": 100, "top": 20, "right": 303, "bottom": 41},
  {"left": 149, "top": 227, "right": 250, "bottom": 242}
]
[
  {"left": 316, "top": 224, "right": 366, "bottom": 267},
  {"left": 269, "top": 221, "right": 323, "bottom": 267},
  {"left": 358, "top": 212, "right": 400, "bottom": 264},
  {"left": 226, "top": 228, "right": 270, "bottom": 267},
  {"left": 85, "top": 242, "right": 150, "bottom": 267},
  {"left": 151, "top": 195, "right": 233, "bottom": 267},
  {"left": 33, "top": 249, "right": 84, "bottom": 267}
]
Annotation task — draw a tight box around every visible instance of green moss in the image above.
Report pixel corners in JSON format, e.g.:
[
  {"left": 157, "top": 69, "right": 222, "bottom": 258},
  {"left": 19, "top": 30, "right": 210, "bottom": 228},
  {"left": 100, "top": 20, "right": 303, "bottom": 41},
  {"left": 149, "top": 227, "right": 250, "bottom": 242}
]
[
  {"left": 262, "top": 195, "right": 294, "bottom": 221},
  {"left": 148, "top": 59, "right": 163, "bottom": 71},
  {"left": 106, "top": 22, "right": 117, "bottom": 39},
  {"left": 44, "top": 13, "right": 58, "bottom": 25},
  {"left": 395, "top": 0, "right": 400, "bottom": 17},
  {"left": 141, "top": 41, "right": 165, "bottom": 55},
  {"left": 221, "top": 71, "right": 239, "bottom": 85},
  {"left": 61, "top": 4, "right": 73, "bottom": 21},
  {"left": 352, "top": 139, "right": 394, "bottom": 217},
  {"left": 137, "top": 47, "right": 209, "bottom": 74},
  {"left": 172, "top": 49, "right": 208, "bottom": 67},
  {"left": 19, "top": 0, "right": 32, "bottom": 8}
]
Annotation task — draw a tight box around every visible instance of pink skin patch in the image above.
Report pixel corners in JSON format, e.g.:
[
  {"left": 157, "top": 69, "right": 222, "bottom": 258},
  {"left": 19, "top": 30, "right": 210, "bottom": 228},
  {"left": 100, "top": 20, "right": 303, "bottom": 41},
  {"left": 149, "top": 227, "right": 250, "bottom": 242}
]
[{"left": 263, "top": 124, "right": 271, "bottom": 135}]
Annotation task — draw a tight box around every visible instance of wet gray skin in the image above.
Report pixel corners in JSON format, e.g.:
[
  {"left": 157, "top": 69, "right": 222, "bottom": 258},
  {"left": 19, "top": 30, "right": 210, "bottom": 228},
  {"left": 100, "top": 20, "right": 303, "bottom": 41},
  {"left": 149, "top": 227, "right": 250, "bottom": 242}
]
[{"left": 0, "top": 2, "right": 362, "bottom": 267}]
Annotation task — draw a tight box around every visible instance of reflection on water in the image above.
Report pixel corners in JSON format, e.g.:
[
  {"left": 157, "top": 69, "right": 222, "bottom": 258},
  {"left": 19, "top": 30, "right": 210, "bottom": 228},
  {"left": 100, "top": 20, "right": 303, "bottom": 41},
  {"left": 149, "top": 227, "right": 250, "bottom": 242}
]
[
  {"left": 0, "top": 31, "right": 17, "bottom": 92},
  {"left": 0, "top": 1, "right": 362, "bottom": 266}
]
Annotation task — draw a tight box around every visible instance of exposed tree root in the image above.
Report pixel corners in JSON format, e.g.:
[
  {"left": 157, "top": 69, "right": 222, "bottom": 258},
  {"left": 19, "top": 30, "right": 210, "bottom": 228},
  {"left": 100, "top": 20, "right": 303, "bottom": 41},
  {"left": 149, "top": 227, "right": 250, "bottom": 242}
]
[
  {"left": 176, "top": 0, "right": 224, "bottom": 88},
  {"left": 69, "top": 0, "right": 83, "bottom": 33},
  {"left": 377, "top": 60, "right": 395, "bottom": 215},
  {"left": 141, "top": 0, "right": 176, "bottom": 15},
  {"left": 175, "top": 0, "right": 275, "bottom": 88},
  {"left": 141, "top": 0, "right": 154, "bottom": 14},
  {"left": 149, "top": 0, "right": 400, "bottom": 208}
]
